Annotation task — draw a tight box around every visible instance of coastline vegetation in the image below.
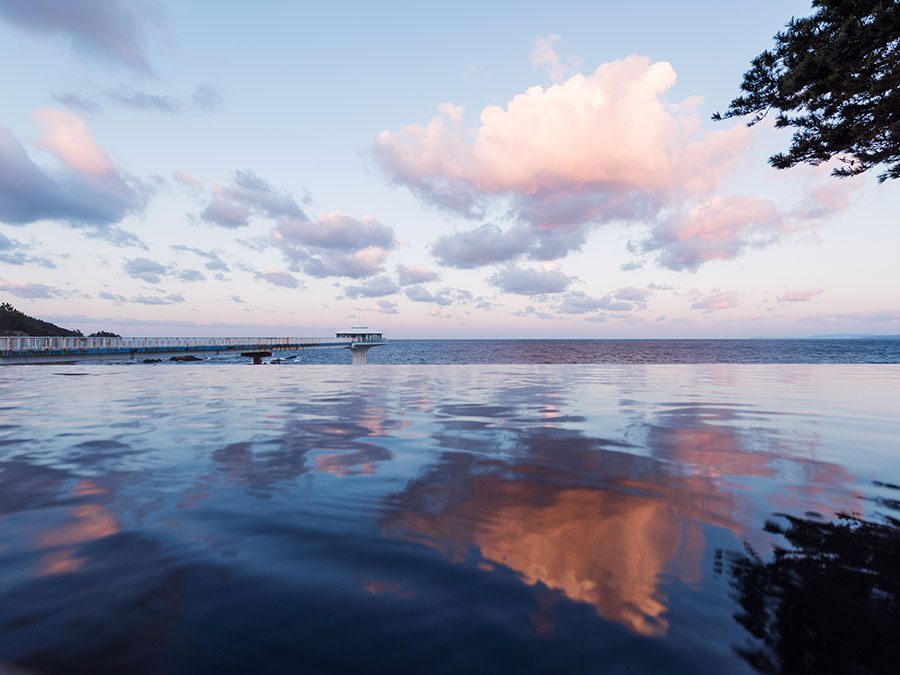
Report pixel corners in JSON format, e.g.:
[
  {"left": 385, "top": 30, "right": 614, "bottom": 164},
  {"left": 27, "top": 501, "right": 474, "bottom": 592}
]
[{"left": 0, "top": 302, "right": 119, "bottom": 338}]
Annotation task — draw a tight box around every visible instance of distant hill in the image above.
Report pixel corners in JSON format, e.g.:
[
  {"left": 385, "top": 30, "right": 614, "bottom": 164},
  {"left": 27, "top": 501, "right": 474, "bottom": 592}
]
[
  {"left": 0, "top": 302, "right": 83, "bottom": 337},
  {"left": 807, "top": 334, "right": 900, "bottom": 340}
]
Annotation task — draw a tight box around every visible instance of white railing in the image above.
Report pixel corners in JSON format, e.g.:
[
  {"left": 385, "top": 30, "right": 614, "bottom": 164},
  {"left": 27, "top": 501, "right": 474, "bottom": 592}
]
[{"left": 0, "top": 336, "right": 354, "bottom": 353}]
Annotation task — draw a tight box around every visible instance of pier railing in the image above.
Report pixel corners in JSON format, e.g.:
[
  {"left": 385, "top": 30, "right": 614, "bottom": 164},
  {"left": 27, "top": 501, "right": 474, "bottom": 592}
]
[{"left": 0, "top": 336, "right": 353, "bottom": 353}]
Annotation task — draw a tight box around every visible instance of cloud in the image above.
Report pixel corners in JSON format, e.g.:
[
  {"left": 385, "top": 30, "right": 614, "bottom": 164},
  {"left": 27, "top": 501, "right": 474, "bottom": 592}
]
[
  {"left": 530, "top": 34, "right": 581, "bottom": 83},
  {"left": 131, "top": 293, "right": 182, "bottom": 305},
  {"left": 106, "top": 87, "right": 180, "bottom": 113},
  {"left": 0, "top": 279, "right": 59, "bottom": 299},
  {"left": 0, "top": 110, "right": 147, "bottom": 244},
  {"left": 274, "top": 212, "right": 397, "bottom": 279},
  {"left": 557, "top": 288, "right": 644, "bottom": 314},
  {"left": 105, "top": 84, "right": 224, "bottom": 114},
  {"left": 200, "top": 199, "right": 252, "bottom": 228},
  {"left": 405, "top": 286, "right": 471, "bottom": 308},
  {"left": 801, "top": 310, "right": 900, "bottom": 326},
  {"left": 778, "top": 289, "right": 824, "bottom": 303},
  {"left": 176, "top": 268, "right": 206, "bottom": 282},
  {"left": 513, "top": 305, "right": 556, "bottom": 320},
  {"left": 256, "top": 269, "right": 301, "bottom": 289},
  {"left": 32, "top": 108, "right": 113, "bottom": 173},
  {"left": 556, "top": 291, "right": 604, "bottom": 314},
  {"left": 276, "top": 211, "right": 394, "bottom": 250},
  {"left": 642, "top": 195, "right": 787, "bottom": 271},
  {"left": 170, "top": 244, "right": 229, "bottom": 272},
  {"left": 344, "top": 275, "right": 399, "bottom": 298},
  {"left": 98, "top": 290, "right": 126, "bottom": 303},
  {"left": 431, "top": 223, "right": 531, "bottom": 268},
  {"left": 488, "top": 264, "right": 573, "bottom": 296},
  {"left": 0, "top": 0, "right": 163, "bottom": 75},
  {"left": 641, "top": 178, "right": 855, "bottom": 271},
  {"left": 373, "top": 299, "right": 399, "bottom": 314},
  {"left": 0, "top": 232, "right": 55, "bottom": 267},
  {"left": 690, "top": 290, "right": 740, "bottom": 312},
  {"left": 52, "top": 91, "right": 101, "bottom": 115},
  {"left": 191, "top": 85, "right": 224, "bottom": 113},
  {"left": 186, "top": 169, "right": 396, "bottom": 279},
  {"left": 230, "top": 294, "right": 244, "bottom": 304},
  {"left": 199, "top": 170, "right": 305, "bottom": 228},
  {"left": 374, "top": 55, "right": 750, "bottom": 264},
  {"left": 173, "top": 171, "right": 202, "bottom": 190},
  {"left": 123, "top": 257, "right": 167, "bottom": 283},
  {"left": 397, "top": 263, "right": 439, "bottom": 285},
  {"left": 615, "top": 286, "right": 651, "bottom": 302},
  {"left": 405, "top": 285, "right": 453, "bottom": 306}
]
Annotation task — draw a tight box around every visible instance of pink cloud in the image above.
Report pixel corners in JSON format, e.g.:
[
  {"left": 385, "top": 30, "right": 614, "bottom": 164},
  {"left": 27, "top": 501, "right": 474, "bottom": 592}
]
[
  {"left": 374, "top": 55, "right": 752, "bottom": 265},
  {"left": 375, "top": 54, "right": 855, "bottom": 273},
  {"left": 273, "top": 211, "right": 396, "bottom": 278},
  {"left": 375, "top": 56, "right": 747, "bottom": 207},
  {"left": 690, "top": 290, "right": 741, "bottom": 312},
  {"left": 173, "top": 170, "right": 202, "bottom": 190},
  {"left": 643, "top": 184, "right": 851, "bottom": 271},
  {"left": 397, "top": 263, "right": 439, "bottom": 285},
  {"left": 645, "top": 195, "right": 783, "bottom": 271},
  {"left": 0, "top": 111, "right": 146, "bottom": 242},
  {"left": 778, "top": 289, "right": 824, "bottom": 303},
  {"left": 32, "top": 108, "right": 114, "bottom": 175}
]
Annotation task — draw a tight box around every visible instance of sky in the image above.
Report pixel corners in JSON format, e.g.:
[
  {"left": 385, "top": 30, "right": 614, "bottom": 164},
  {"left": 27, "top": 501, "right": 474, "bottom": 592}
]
[{"left": 0, "top": 0, "right": 898, "bottom": 338}]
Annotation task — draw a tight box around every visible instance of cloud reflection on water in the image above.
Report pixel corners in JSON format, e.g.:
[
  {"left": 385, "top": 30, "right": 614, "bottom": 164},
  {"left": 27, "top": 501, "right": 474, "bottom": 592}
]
[
  {"left": 382, "top": 372, "right": 860, "bottom": 636},
  {"left": 0, "top": 364, "right": 891, "bottom": 673}
]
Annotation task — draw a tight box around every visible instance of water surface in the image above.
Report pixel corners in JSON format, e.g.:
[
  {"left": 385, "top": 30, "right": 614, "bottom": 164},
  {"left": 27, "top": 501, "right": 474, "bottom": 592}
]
[
  {"left": 1, "top": 364, "right": 898, "bottom": 673},
  {"left": 97, "top": 338, "right": 900, "bottom": 365}
]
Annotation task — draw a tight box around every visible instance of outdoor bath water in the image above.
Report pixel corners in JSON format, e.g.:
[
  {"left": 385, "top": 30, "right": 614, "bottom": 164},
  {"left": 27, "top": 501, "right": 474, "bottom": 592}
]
[{"left": 1, "top": 363, "right": 898, "bottom": 673}]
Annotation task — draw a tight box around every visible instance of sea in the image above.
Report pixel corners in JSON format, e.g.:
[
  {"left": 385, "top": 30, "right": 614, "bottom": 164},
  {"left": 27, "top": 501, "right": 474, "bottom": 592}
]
[
  {"left": 162, "top": 338, "right": 900, "bottom": 365},
  {"left": 1, "top": 339, "right": 899, "bottom": 673}
]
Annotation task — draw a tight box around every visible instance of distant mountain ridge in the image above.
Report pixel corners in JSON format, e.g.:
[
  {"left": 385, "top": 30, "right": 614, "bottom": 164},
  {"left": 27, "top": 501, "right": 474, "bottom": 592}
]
[
  {"left": 807, "top": 334, "right": 900, "bottom": 340},
  {"left": 0, "top": 302, "right": 83, "bottom": 337}
]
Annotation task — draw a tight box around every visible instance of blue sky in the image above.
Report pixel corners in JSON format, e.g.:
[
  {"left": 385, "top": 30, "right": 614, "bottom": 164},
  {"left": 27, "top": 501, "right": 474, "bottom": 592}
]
[{"left": 1, "top": 0, "right": 898, "bottom": 337}]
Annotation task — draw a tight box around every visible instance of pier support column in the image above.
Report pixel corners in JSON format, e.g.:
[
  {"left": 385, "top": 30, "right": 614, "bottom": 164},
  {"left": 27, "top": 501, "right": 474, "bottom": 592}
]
[
  {"left": 350, "top": 345, "right": 371, "bottom": 365},
  {"left": 241, "top": 350, "right": 272, "bottom": 364}
]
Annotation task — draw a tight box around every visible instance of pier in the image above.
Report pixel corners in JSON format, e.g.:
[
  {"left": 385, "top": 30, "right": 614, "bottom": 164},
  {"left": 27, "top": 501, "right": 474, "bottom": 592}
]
[{"left": 0, "top": 327, "right": 386, "bottom": 365}]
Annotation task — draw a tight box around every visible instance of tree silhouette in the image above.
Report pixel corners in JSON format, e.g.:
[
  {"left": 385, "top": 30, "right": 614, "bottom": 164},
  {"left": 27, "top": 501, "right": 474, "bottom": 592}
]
[
  {"left": 719, "top": 496, "right": 900, "bottom": 673},
  {"left": 715, "top": 0, "right": 900, "bottom": 181}
]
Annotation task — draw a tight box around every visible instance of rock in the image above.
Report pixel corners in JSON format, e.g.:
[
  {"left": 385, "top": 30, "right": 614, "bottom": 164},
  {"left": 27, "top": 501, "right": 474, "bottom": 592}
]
[
  {"left": 169, "top": 354, "right": 202, "bottom": 362},
  {"left": 142, "top": 358, "right": 162, "bottom": 364}
]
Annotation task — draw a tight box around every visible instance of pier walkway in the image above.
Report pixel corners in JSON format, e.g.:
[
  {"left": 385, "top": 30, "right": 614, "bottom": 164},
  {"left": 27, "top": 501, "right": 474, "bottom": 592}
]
[{"left": 0, "top": 330, "right": 386, "bottom": 365}]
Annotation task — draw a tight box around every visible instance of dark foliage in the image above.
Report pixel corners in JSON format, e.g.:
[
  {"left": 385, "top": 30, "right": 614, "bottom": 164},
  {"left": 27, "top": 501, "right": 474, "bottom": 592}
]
[
  {"left": 715, "top": 0, "right": 900, "bottom": 181},
  {"left": 718, "top": 490, "right": 900, "bottom": 673},
  {"left": 0, "top": 302, "right": 83, "bottom": 337},
  {"left": 89, "top": 331, "right": 121, "bottom": 338}
]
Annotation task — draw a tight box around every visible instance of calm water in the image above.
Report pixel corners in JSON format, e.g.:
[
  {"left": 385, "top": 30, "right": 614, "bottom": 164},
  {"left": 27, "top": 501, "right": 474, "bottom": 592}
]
[
  {"left": 137, "top": 338, "right": 900, "bottom": 365},
  {"left": 1, "top": 364, "right": 899, "bottom": 673}
]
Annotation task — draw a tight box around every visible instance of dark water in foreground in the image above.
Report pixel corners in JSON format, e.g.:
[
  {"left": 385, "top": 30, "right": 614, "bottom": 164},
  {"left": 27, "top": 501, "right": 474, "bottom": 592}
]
[
  {"left": 1, "top": 365, "right": 899, "bottom": 673},
  {"left": 166, "top": 338, "right": 900, "bottom": 365}
]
